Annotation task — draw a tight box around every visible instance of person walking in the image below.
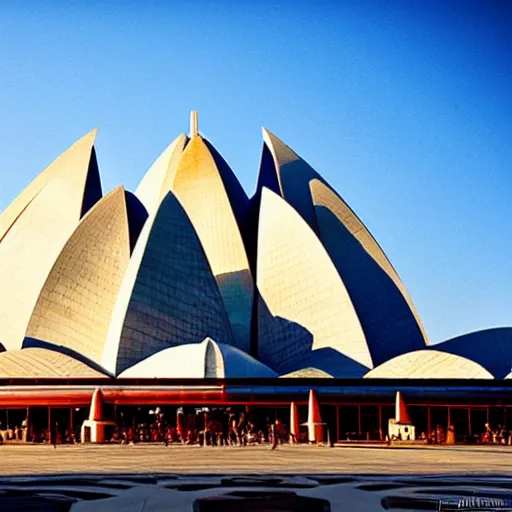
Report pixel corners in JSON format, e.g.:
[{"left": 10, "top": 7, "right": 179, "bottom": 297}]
[
  {"left": 271, "top": 419, "right": 281, "bottom": 450},
  {"left": 237, "top": 412, "right": 246, "bottom": 447}
]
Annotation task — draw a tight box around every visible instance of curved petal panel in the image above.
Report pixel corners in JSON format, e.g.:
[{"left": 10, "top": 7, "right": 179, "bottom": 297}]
[
  {"left": 25, "top": 187, "right": 132, "bottom": 366},
  {"left": 258, "top": 128, "right": 427, "bottom": 366},
  {"left": 203, "top": 139, "right": 250, "bottom": 229},
  {"left": 135, "top": 134, "right": 188, "bottom": 216},
  {"left": 102, "top": 191, "right": 235, "bottom": 375},
  {"left": 364, "top": 350, "right": 493, "bottom": 379},
  {"left": 0, "top": 348, "right": 107, "bottom": 378},
  {"left": 311, "top": 179, "right": 427, "bottom": 365},
  {"left": 257, "top": 188, "right": 372, "bottom": 373},
  {"left": 0, "top": 129, "right": 100, "bottom": 243},
  {"left": 258, "top": 128, "right": 321, "bottom": 229},
  {"left": 0, "top": 131, "right": 102, "bottom": 350},
  {"left": 124, "top": 191, "right": 149, "bottom": 252},
  {"left": 172, "top": 136, "right": 253, "bottom": 353}
]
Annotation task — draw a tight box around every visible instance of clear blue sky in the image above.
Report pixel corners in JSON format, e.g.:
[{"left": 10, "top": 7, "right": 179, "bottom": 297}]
[{"left": 0, "top": 0, "right": 510, "bottom": 344}]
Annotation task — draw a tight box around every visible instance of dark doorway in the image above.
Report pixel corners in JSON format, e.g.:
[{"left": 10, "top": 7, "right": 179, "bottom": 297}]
[
  {"left": 360, "top": 406, "right": 379, "bottom": 440},
  {"left": 490, "top": 407, "right": 506, "bottom": 430},
  {"left": 338, "top": 406, "right": 358, "bottom": 440},
  {"left": 449, "top": 407, "right": 470, "bottom": 440},
  {"left": 29, "top": 407, "right": 49, "bottom": 442},
  {"left": 320, "top": 405, "right": 336, "bottom": 444},
  {"left": 408, "top": 406, "right": 428, "bottom": 438},
  {"left": 381, "top": 405, "right": 394, "bottom": 437},
  {"left": 470, "top": 408, "right": 487, "bottom": 438}
]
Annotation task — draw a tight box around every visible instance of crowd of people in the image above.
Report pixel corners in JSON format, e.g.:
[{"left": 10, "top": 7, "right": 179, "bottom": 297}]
[
  {"left": 0, "top": 407, "right": 293, "bottom": 447},
  {"left": 411, "top": 423, "right": 512, "bottom": 444},
  {"left": 0, "top": 425, "right": 25, "bottom": 442},
  {"left": 113, "top": 408, "right": 292, "bottom": 448},
  {"left": 2, "top": 407, "right": 512, "bottom": 447},
  {"left": 483, "top": 423, "right": 512, "bottom": 445},
  {"left": 0, "top": 423, "right": 76, "bottom": 445}
]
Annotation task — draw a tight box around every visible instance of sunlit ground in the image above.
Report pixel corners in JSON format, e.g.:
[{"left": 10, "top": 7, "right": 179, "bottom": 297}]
[{"left": 0, "top": 444, "right": 510, "bottom": 476}]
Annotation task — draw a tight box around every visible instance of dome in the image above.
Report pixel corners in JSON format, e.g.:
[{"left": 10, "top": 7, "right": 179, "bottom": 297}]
[
  {"left": 118, "top": 338, "right": 277, "bottom": 379},
  {"left": 0, "top": 348, "right": 108, "bottom": 378},
  {"left": 280, "top": 368, "right": 333, "bottom": 378},
  {"left": 364, "top": 350, "right": 494, "bottom": 379}
]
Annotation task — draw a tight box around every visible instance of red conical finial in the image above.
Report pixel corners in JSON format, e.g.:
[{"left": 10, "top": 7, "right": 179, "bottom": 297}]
[
  {"left": 395, "top": 391, "right": 411, "bottom": 424},
  {"left": 307, "top": 389, "right": 324, "bottom": 442},
  {"left": 308, "top": 389, "right": 321, "bottom": 424},
  {"left": 89, "top": 388, "right": 104, "bottom": 421},
  {"left": 290, "top": 401, "right": 299, "bottom": 442}
]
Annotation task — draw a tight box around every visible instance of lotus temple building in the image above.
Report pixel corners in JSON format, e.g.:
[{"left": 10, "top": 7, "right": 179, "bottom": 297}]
[{"left": 0, "top": 112, "right": 510, "bottom": 443}]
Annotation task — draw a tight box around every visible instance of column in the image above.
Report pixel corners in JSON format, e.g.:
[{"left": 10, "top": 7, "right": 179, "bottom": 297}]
[
  {"left": 336, "top": 405, "right": 340, "bottom": 442},
  {"left": 48, "top": 406, "right": 51, "bottom": 443},
  {"left": 25, "top": 407, "right": 30, "bottom": 442}
]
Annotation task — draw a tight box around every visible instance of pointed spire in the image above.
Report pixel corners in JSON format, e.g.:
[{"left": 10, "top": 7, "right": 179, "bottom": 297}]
[
  {"left": 307, "top": 389, "right": 324, "bottom": 443},
  {"left": 190, "top": 110, "right": 199, "bottom": 137},
  {"left": 89, "top": 388, "right": 104, "bottom": 421},
  {"left": 395, "top": 391, "right": 411, "bottom": 424},
  {"left": 290, "top": 401, "right": 299, "bottom": 443}
]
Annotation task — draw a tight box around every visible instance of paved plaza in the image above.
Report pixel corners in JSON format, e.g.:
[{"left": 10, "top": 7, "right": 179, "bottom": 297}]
[
  {"left": 0, "top": 445, "right": 510, "bottom": 511},
  {"left": 0, "top": 443, "right": 511, "bottom": 476}
]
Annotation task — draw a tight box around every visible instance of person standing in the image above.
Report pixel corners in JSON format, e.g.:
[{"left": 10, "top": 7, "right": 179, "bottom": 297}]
[
  {"left": 229, "top": 411, "right": 237, "bottom": 445},
  {"left": 221, "top": 410, "right": 229, "bottom": 447},
  {"left": 271, "top": 419, "right": 281, "bottom": 450}
]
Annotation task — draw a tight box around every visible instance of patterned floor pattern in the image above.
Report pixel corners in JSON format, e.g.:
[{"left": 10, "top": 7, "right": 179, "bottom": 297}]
[
  {"left": 0, "top": 445, "right": 512, "bottom": 511},
  {"left": 2, "top": 472, "right": 512, "bottom": 511}
]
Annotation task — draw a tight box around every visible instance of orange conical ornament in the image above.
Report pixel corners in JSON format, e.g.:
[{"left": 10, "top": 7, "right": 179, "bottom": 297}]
[
  {"left": 290, "top": 401, "right": 300, "bottom": 443},
  {"left": 395, "top": 391, "right": 411, "bottom": 424},
  {"left": 307, "top": 389, "right": 324, "bottom": 443},
  {"left": 89, "top": 388, "right": 104, "bottom": 421}
]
